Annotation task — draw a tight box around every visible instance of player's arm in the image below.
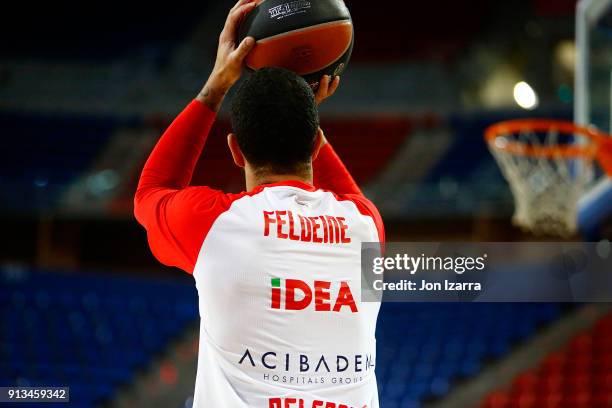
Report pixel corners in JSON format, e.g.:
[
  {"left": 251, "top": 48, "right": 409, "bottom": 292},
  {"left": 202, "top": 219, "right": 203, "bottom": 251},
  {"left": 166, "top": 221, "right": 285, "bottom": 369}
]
[
  {"left": 312, "top": 75, "right": 363, "bottom": 196},
  {"left": 134, "top": 0, "right": 257, "bottom": 273}
]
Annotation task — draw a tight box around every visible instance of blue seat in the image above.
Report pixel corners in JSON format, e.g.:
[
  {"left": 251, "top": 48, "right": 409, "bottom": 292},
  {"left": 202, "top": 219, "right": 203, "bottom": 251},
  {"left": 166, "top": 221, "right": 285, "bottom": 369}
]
[
  {"left": 375, "top": 302, "right": 563, "bottom": 404},
  {"left": 0, "top": 267, "right": 198, "bottom": 405}
]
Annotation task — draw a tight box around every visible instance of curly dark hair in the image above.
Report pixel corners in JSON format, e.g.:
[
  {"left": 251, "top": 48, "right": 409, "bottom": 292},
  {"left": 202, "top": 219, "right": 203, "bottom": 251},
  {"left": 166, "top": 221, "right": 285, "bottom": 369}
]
[{"left": 230, "top": 67, "right": 319, "bottom": 175}]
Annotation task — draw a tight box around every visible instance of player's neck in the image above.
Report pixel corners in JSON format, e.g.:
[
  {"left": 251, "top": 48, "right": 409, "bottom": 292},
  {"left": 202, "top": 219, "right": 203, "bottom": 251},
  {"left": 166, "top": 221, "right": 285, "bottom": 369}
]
[{"left": 246, "top": 167, "right": 313, "bottom": 191}]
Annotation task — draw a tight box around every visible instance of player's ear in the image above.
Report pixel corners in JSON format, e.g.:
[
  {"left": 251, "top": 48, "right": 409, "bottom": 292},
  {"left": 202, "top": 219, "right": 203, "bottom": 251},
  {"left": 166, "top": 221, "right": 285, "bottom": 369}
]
[
  {"left": 227, "top": 133, "right": 246, "bottom": 168},
  {"left": 312, "top": 127, "right": 325, "bottom": 161}
]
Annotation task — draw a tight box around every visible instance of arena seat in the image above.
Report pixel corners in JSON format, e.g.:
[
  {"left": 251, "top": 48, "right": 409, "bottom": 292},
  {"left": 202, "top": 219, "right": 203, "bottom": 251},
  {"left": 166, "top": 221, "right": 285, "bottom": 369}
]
[
  {"left": 376, "top": 303, "right": 563, "bottom": 407},
  {"left": 0, "top": 267, "right": 198, "bottom": 408},
  {"left": 479, "top": 313, "right": 612, "bottom": 408},
  {"left": 0, "top": 113, "right": 137, "bottom": 212}
]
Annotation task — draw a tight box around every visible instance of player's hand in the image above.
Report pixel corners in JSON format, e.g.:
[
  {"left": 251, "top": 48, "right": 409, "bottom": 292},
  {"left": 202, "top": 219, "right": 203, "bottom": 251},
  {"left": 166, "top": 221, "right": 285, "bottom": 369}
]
[
  {"left": 198, "top": 0, "right": 257, "bottom": 111},
  {"left": 315, "top": 75, "right": 340, "bottom": 106}
]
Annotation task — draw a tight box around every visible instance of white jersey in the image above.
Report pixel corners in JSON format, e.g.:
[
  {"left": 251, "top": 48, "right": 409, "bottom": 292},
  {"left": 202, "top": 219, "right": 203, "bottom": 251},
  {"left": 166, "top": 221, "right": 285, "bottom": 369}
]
[
  {"left": 191, "top": 181, "right": 383, "bottom": 408},
  {"left": 134, "top": 100, "right": 385, "bottom": 408}
]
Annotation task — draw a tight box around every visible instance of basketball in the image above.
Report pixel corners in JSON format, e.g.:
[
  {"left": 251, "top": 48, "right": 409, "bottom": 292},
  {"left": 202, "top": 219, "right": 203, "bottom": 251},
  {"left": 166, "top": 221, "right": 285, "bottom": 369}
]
[{"left": 238, "top": 0, "right": 353, "bottom": 88}]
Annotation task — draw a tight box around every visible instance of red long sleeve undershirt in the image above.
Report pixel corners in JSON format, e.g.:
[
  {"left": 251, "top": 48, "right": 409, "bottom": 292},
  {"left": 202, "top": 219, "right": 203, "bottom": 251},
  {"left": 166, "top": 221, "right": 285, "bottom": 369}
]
[{"left": 134, "top": 99, "right": 382, "bottom": 273}]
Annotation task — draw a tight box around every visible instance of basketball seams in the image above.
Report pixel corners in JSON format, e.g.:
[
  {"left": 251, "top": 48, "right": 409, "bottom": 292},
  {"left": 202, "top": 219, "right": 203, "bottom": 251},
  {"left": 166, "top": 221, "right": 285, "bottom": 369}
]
[
  {"left": 247, "top": 21, "right": 353, "bottom": 76},
  {"left": 254, "top": 20, "right": 352, "bottom": 44},
  {"left": 238, "top": 0, "right": 352, "bottom": 45},
  {"left": 238, "top": 0, "right": 354, "bottom": 86}
]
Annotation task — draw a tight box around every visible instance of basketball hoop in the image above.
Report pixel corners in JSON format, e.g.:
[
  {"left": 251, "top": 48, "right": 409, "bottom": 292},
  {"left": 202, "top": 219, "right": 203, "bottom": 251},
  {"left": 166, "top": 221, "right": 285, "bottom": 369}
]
[{"left": 485, "top": 119, "right": 612, "bottom": 237}]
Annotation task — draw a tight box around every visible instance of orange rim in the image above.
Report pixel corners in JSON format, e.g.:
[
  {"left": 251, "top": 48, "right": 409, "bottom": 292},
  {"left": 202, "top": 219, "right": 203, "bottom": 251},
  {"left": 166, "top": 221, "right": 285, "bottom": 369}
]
[{"left": 485, "top": 119, "right": 609, "bottom": 159}]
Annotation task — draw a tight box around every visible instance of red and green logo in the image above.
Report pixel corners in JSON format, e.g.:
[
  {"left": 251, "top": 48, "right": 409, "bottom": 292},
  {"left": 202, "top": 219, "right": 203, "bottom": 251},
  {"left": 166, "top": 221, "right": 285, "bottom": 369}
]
[{"left": 271, "top": 278, "right": 357, "bottom": 313}]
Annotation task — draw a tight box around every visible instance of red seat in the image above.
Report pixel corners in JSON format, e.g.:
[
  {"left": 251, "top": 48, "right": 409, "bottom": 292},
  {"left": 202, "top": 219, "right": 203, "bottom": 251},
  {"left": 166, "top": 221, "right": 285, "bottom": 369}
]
[{"left": 480, "top": 313, "right": 612, "bottom": 407}]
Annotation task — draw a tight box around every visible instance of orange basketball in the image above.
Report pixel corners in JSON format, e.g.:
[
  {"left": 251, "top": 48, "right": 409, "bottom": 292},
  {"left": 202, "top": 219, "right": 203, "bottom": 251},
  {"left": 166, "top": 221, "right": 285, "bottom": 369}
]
[{"left": 238, "top": 0, "right": 354, "bottom": 88}]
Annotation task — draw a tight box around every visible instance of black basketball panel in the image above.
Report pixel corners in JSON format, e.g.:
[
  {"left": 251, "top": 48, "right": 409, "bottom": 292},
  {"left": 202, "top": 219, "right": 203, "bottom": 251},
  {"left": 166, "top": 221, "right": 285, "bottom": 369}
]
[{"left": 238, "top": 0, "right": 351, "bottom": 42}]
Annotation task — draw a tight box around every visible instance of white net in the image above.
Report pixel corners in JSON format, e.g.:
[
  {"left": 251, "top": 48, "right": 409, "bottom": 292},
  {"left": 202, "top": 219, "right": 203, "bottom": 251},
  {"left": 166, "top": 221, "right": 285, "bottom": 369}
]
[{"left": 488, "top": 128, "right": 596, "bottom": 237}]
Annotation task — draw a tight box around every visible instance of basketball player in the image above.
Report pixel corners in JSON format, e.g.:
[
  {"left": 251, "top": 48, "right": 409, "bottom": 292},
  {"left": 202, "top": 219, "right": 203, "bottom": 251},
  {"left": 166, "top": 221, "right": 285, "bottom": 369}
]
[{"left": 134, "top": 1, "right": 384, "bottom": 406}]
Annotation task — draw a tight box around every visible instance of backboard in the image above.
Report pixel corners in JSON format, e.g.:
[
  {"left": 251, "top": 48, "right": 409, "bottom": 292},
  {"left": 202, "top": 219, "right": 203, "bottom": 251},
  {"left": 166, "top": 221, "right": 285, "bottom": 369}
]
[
  {"left": 575, "top": 0, "right": 612, "bottom": 239},
  {"left": 575, "top": 0, "right": 612, "bottom": 134}
]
